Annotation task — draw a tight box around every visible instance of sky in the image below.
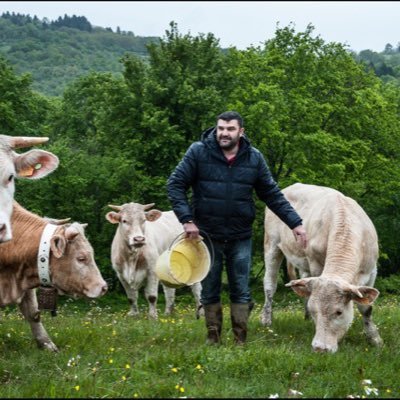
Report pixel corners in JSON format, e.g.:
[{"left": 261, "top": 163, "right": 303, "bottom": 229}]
[{"left": 1, "top": 1, "right": 399, "bottom": 53}]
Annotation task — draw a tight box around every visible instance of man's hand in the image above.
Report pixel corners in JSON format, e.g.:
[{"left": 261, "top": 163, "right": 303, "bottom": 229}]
[
  {"left": 292, "top": 225, "right": 307, "bottom": 249},
  {"left": 183, "top": 221, "right": 200, "bottom": 239}
]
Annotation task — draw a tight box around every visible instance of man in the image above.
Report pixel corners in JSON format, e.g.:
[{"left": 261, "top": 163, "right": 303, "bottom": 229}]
[{"left": 167, "top": 111, "right": 307, "bottom": 345}]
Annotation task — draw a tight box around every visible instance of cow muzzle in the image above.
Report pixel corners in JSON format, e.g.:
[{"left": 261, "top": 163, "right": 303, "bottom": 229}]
[
  {"left": 129, "top": 236, "right": 146, "bottom": 248},
  {"left": 0, "top": 222, "right": 12, "bottom": 243},
  {"left": 312, "top": 339, "right": 338, "bottom": 353},
  {"left": 84, "top": 281, "right": 108, "bottom": 298}
]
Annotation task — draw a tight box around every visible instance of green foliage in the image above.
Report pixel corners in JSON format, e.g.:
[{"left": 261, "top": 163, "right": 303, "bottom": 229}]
[
  {"left": 224, "top": 24, "right": 400, "bottom": 268},
  {"left": 355, "top": 47, "right": 400, "bottom": 86},
  {"left": 0, "top": 55, "right": 54, "bottom": 136},
  {"left": 3, "top": 19, "right": 400, "bottom": 279},
  {"left": 375, "top": 274, "right": 400, "bottom": 295},
  {"left": 0, "top": 13, "right": 159, "bottom": 96}
]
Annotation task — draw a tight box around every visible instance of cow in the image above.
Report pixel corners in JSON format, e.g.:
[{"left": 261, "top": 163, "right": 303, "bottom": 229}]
[
  {"left": 0, "top": 201, "right": 108, "bottom": 351},
  {"left": 106, "top": 202, "right": 203, "bottom": 319},
  {"left": 0, "top": 134, "right": 59, "bottom": 243},
  {"left": 260, "top": 183, "right": 383, "bottom": 353}
]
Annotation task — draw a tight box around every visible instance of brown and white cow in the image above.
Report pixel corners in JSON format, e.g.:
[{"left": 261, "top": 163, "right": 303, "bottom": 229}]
[
  {"left": 261, "top": 183, "right": 383, "bottom": 353},
  {"left": 0, "top": 201, "right": 108, "bottom": 351},
  {"left": 0, "top": 135, "right": 59, "bottom": 243},
  {"left": 106, "top": 202, "right": 202, "bottom": 319}
]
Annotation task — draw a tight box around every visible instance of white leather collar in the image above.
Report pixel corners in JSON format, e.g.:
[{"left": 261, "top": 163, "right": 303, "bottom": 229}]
[{"left": 37, "top": 224, "right": 58, "bottom": 286}]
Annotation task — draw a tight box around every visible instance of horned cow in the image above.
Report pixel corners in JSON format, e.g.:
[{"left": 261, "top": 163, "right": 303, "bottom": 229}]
[
  {"left": 0, "top": 201, "right": 108, "bottom": 351},
  {"left": 106, "top": 202, "right": 203, "bottom": 319},
  {"left": 261, "top": 183, "right": 383, "bottom": 353}
]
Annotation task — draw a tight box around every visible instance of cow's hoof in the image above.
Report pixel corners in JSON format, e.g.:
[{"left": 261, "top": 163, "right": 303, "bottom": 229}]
[
  {"left": 40, "top": 341, "right": 59, "bottom": 352},
  {"left": 196, "top": 307, "right": 205, "bottom": 319},
  {"left": 369, "top": 336, "right": 384, "bottom": 347},
  {"left": 164, "top": 307, "right": 174, "bottom": 316},
  {"left": 260, "top": 314, "right": 272, "bottom": 327},
  {"left": 127, "top": 310, "right": 140, "bottom": 317}
]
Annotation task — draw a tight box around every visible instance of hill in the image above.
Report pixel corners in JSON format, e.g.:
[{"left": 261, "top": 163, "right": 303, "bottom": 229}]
[
  {"left": 1, "top": 12, "right": 400, "bottom": 97},
  {"left": 0, "top": 12, "right": 160, "bottom": 96}
]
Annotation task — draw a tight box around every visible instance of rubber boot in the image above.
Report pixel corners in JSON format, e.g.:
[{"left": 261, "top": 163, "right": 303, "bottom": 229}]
[
  {"left": 230, "top": 302, "right": 254, "bottom": 345},
  {"left": 203, "top": 303, "right": 223, "bottom": 345}
]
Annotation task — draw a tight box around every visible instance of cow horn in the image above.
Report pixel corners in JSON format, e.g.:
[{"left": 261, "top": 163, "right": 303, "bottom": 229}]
[
  {"left": 143, "top": 203, "right": 155, "bottom": 210},
  {"left": 7, "top": 136, "right": 49, "bottom": 149},
  {"left": 108, "top": 204, "right": 122, "bottom": 211},
  {"left": 44, "top": 217, "right": 71, "bottom": 225}
]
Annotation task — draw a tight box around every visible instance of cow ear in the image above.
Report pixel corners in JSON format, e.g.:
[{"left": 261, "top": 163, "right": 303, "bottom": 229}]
[
  {"left": 146, "top": 209, "right": 162, "bottom": 222},
  {"left": 106, "top": 211, "right": 120, "bottom": 224},
  {"left": 50, "top": 235, "right": 67, "bottom": 258},
  {"left": 285, "top": 278, "right": 314, "bottom": 298},
  {"left": 348, "top": 286, "right": 380, "bottom": 305},
  {"left": 13, "top": 150, "right": 59, "bottom": 179}
]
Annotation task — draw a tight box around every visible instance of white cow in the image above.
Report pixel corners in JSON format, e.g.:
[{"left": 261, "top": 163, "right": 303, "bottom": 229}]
[
  {"left": 106, "top": 202, "right": 203, "bottom": 319},
  {"left": 0, "top": 134, "right": 59, "bottom": 243},
  {"left": 261, "top": 183, "right": 383, "bottom": 353}
]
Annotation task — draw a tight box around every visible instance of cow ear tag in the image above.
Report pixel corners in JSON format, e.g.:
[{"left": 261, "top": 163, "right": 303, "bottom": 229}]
[
  {"left": 18, "top": 166, "right": 35, "bottom": 177},
  {"left": 18, "top": 163, "right": 42, "bottom": 177}
]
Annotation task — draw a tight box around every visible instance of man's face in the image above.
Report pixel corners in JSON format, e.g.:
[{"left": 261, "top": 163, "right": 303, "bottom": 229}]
[{"left": 216, "top": 119, "right": 244, "bottom": 151}]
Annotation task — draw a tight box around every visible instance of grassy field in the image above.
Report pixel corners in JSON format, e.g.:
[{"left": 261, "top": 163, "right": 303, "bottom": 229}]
[{"left": 0, "top": 287, "right": 398, "bottom": 398}]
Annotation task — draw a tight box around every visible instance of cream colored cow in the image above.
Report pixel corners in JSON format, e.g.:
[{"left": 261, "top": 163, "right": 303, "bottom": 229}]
[
  {"left": 261, "top": 183, "right": 383, "bottom": 353},
  {"left": 106, "top": 202, "right": 202, "bottom": 319}
]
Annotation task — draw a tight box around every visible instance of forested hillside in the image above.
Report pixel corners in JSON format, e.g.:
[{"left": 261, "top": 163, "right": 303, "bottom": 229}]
[
  {"left": 2, "top": 12, "right": 400, "bottom": 289},
  {"left": 356, "top": 44, "right": 400, "bottom": 86},
  {"left": 0, "top": 12, "right": 159, "bottom": 96}
]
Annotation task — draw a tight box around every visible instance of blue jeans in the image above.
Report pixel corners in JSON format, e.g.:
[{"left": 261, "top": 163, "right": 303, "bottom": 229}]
[{"left": 201, "top": 238, "right": 252, "bottom": 305}]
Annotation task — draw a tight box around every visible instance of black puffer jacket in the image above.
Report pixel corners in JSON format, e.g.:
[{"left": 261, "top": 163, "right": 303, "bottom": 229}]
[{"left": 167, "top": 127, "right": 302, "bottom": 240}]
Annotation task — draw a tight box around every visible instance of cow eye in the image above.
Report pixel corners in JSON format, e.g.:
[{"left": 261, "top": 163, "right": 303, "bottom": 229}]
[
  {"left": 335, "top": 310, "right": 343, "bottom": 316},
  {"left": 8, "top": 174, "right": 14, "bottom": 183},
  {"left": 77, "top": 256, "right": 86, "bottom": 263}
]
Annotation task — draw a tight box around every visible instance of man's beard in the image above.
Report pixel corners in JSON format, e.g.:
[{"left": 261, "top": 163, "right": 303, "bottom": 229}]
[{"left": 218, "top": 136, "right": 240, "bottom": 151}]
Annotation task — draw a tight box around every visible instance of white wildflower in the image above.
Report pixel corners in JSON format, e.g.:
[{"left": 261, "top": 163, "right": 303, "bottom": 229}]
[{"left": 364, "top": 387, "right": 379, "bottom": 396}]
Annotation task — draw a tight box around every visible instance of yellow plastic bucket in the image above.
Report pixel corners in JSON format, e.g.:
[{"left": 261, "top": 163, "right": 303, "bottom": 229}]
[{"left": 156, "top": 233, "right": 211, "bottom": 288}]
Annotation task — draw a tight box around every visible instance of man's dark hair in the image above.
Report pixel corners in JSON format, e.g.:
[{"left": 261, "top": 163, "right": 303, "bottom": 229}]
[{"left": 217, "top": 111, "right": 243, "bottom": 128}]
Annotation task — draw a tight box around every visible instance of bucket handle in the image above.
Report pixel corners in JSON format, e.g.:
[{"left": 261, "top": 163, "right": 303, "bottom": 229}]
[{"left": 169, "top": 230, "right": 215, "bottom": 267}]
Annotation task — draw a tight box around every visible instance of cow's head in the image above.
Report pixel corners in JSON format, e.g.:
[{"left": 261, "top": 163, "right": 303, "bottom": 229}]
[
  {"left": 0, "top": 135, "right": 59, "bottom": 243},
  {"left": 106, "top": 202, "right": 162, "bottom": 249},
  {"left": 49, "top": 222, "right": 107, "bottom": 298},
  {"left": 286, "top": 277, "right": 379, "bottom": 353}
]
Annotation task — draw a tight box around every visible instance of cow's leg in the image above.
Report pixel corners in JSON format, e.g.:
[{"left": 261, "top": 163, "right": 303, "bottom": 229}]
[
  {"left": 18, "top": 289, "right": 58, "bottom": 352},
  {"left": 355, "top": 267, "right": 383, "bottom": 347},
  {"left": 189, "top": 282, "right": 203, "bottom": 318},
  {"left": 356, "top": 303, "right": 383, "bottom": 347},
  {"left": 145, "top": 272, "right": 159, "bottom": 319},
  {"left": 356, "top": 267, "right": 383, "bottom": 347},
  {"left": 118, "top": 275, "right": 140, "bottom": 317},
  {"left": 162, "top": 284, "right": 175, "bottom": 315},
  {"left": 261, "top": 244, "right": 284, "bottom": 326}
]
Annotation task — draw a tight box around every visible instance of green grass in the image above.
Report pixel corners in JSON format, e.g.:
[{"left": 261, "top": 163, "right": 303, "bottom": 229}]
[{"left": 0, "top": 290, "right": 398, "bottom": 398}]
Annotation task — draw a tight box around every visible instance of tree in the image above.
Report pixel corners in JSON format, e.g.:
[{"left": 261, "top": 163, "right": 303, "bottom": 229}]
[
  {"left": 121, "top": 21, "right": 232, "bottom": 206},
  {"left": 0, "top": 55, "right": 53, "bottom": 136},
  {"left": 225, "top": 24, "right": 400, "bottom": 272}
]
